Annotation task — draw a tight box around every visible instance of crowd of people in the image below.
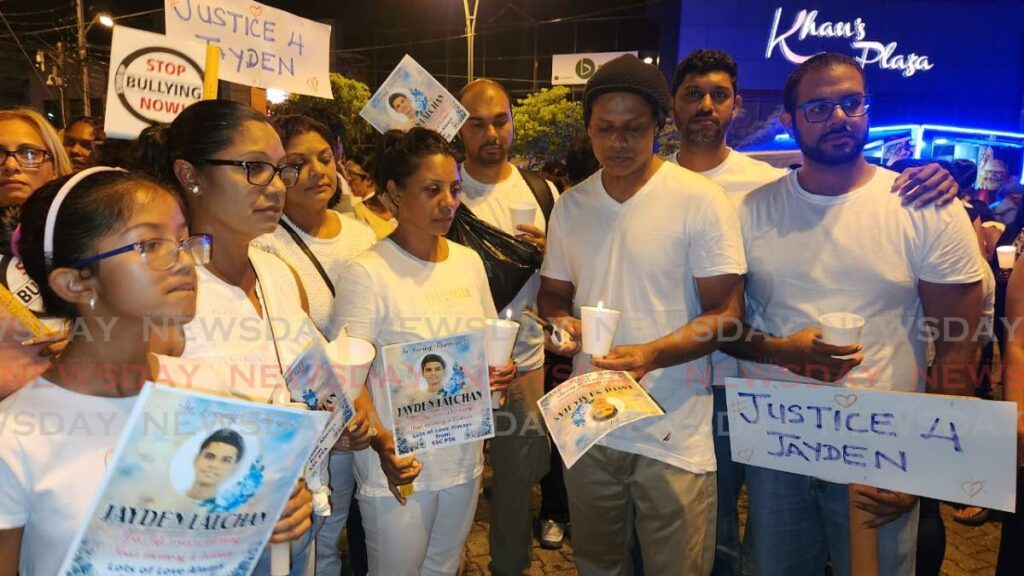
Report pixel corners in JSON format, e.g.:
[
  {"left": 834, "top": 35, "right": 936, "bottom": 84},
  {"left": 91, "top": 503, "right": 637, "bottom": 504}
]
[{"left": 0, "top": 47, "right": 1020, "bottom": 576}]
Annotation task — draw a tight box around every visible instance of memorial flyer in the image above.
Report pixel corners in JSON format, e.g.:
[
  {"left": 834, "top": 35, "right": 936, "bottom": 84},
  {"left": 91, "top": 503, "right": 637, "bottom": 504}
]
[
  {"left": 538, "top": 371, "right": 665, "bottom": 468},
  {"left": 284, "top": 339, "right": 357, "bottom": 476},
  {"left": 358, "top": 54, "right": 469, "bottom": 140},
  {"left": 381, "top": 332, "right": 494, "bottom": 456},
  {"left": 58, "top": 384, "right": 329, "bottom": 575}
]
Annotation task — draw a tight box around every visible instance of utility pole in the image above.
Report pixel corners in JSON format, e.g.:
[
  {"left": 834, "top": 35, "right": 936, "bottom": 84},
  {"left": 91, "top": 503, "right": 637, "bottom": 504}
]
[
  {"left": 462, "top": 0, "right": 479, "bottom": 83},
  {"left": 76, "top": 0, "right": 90, "bottom": 116}
]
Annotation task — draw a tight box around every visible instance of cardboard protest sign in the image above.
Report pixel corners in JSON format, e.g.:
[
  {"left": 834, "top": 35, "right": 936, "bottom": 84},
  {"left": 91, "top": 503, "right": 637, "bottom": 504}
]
[
  {"left": 725, "top": 377, "right": 1018, "bottom": 512},
  {"left": 165, "top": 0, "right": 332, "bottom": 98},
  {"left": 103, "top": 26, "right": 207, "bottom": 139},
  {"left": 58, "top": 384, "right": 328, "bottom": 575}
]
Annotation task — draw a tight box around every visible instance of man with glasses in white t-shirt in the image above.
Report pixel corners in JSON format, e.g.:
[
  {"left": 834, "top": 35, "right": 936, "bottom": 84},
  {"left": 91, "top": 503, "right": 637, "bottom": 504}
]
[
  {"left": 670, "top": 48, "right": 963, "bottom": 576},
  {"left": 726, "top": 52, "right": 983, "bottom": 576}
]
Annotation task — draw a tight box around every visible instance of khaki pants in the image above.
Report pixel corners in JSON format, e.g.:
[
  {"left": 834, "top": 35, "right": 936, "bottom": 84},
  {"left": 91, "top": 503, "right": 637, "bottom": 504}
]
[
  {"left": 564, "top": 445, "right": 717, "bottom": 576},
  {"left": 488, "top": 367, "right": 551, "bottom": 576}
]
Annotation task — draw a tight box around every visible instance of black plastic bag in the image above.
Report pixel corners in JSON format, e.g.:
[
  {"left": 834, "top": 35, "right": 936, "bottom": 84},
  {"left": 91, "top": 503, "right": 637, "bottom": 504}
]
[{"left": 446, "top": 204, "right": 543, "bottom": 311}]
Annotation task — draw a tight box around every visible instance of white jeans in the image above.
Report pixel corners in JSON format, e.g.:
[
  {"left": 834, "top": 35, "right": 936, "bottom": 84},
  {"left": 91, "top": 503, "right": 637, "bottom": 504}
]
[
  {"left": 358, "top": 476, "right": 481, "bottom": 576},
  {"left": 315, "top": 451, "right": 358, "bottom": 575}
]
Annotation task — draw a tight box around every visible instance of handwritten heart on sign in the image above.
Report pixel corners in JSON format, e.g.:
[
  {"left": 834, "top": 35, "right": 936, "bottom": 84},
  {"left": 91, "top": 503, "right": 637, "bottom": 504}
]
[
  {"left": 960, "top": 481, "right": 984, "bottom": 498},
  {"left": 307, "top": 77, "right": 319, "bottom": 92},
  {"left": 833, "top": 393, "right": 859, "bottom": 409},
  {"left": 737, "top": 448, "right": 754, "bottom": 462},
  {"left": 249, "top": 5, "right": 263, "bottom": 17}
]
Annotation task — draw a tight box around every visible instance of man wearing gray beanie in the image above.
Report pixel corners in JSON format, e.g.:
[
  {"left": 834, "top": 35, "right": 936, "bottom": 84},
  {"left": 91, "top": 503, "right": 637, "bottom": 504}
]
[{"left": 539, "top": 53, "right": 747, "bottom": 575}]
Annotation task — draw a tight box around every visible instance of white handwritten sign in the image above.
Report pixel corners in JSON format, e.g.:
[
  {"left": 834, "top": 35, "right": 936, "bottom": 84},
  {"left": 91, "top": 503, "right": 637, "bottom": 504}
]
[
  {"left": 725, "top": 378, "right": 1017, "bottom": 512},
  {"left": 164, "top": 0, "right": 332, "bottom": 98},
  {"left": 766, "top": 7, "right": 935, "bottom": 78},
  {"left": 103, "top": 26, "right": 208, "bottom": 139}
]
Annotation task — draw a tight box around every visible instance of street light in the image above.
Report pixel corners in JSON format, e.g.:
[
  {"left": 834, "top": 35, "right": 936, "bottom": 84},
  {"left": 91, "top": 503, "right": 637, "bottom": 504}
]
[
  {"left": 462, "top": 0, "right": 480, "bottom": 83},
  {"left": 76, "top": 0, "right": 114, "bottom": 117}
]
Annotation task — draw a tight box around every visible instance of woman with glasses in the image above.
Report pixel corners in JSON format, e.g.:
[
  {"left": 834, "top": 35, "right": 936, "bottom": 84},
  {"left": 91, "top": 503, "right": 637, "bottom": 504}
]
[
  {"left": 0, "top": 108, "right": 74, "bottom": 397},
  {"left": 252, "top": 114, "right": 377, "bottom": 575},
  {"left": 146, "top": 100, "right": 380, "bottom": 575},
  {"left": 0, "top": 168, "right": 212, "bottom": 574},
  {"left": 330, "top": 128, "right": 515, "bottom": 575},
  {"left": 346, "top": 157, "right": 397, "bottom": 239}
]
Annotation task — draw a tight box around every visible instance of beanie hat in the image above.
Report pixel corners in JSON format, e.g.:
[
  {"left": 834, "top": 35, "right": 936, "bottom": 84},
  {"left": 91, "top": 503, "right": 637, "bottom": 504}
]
[{"left": 583, "top": 54, "right": 671, "bottom": 127}]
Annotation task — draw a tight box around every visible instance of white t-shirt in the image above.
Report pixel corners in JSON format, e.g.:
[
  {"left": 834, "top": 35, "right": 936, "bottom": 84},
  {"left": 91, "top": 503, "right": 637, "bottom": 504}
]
[
  {"left": 675, "top": 148, "right": 788, "bottom": 387},
  {"left": 675, "top": 148, "right": 787, "bottom": 207},
  {"left": 458, "top": 164, "right": 559, "bottom": 372},
  {"left": 331, "top": 239, "right": 497, "bottom": 496},
  {"left": 253, "top": 211, "right": 376, "bottom": 336},
  {"left": 737, "top": 168, "right": 984, "bottom": 392},
  {"left": 0, "top": 379, "right": 136, "bottom": 576},
  {"left": 541, "top": 161, "right": 747, "bottom": 472},
  {"left": 181, "top": 247, "right": 321, "bottom": 403}
]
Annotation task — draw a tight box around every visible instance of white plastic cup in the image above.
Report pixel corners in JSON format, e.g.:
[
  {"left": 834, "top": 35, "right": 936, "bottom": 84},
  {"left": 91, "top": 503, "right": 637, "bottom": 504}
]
[
  {"left": 509, "top": 201, "right": 537, "bottom": 228},
  {"left": 581, "top": 305, "right": 622, "bottom": 356},
  {"left": 484, "top": 318, "right": 520, "bottom": 409},
  {"left": 997, "top": 246, "right": 1016, "bottom": 270},
  {"left": 330, "top": 335, "right": 376, "bottom": 394},
  {"left": 819, "top": 313, "right": 866, "bottom": 347}
]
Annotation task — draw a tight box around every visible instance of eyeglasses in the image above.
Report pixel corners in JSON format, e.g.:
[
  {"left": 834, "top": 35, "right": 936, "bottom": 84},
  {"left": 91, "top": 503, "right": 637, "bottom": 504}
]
[
  {"left": 70, "top": 234, "right": 212, "bottom": 270},
  {"left": 193, "top": 159, "right": 300, "bottom": 188},
  {"left": 679, "top": 87, "right": 733, "bottom": 104},
  {"left": 799, "top": 94, "right": 872, "bottom": 123},
  {"left": 0, "top": 148, "right": 51, "bottom": 169}
]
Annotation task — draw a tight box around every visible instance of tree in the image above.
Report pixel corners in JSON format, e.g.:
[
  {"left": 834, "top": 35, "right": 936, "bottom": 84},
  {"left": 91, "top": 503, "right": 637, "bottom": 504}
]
[
  {"left": 511, "top": 86, "right": 584, "bottom": 167},
  {"left": 271, "top": 73, "right": 374, "bottom": 147}
]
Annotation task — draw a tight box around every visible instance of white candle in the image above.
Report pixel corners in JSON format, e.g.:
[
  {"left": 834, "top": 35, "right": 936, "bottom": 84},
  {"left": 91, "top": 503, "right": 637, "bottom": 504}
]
[{"left": 581, "top": 301, "right": 622, "bottom": 356}]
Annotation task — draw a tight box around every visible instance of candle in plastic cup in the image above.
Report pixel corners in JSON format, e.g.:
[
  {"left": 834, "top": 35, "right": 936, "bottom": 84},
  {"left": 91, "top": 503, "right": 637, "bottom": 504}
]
[
  {"left": 819, "top": 313, "right": 866, "bottom": 347},
  {"left": 581, "top": 302, "right": 622, "bottom": 356},
  {"left": 484, "top": 318, "right": 520, "bottom": 367},
  {"left": 484, "top": 317, "right": 519, "bottom": 409},
  {"left": 331, "top": 335, "right": 376, "bottom": 393},
  {"left": 509, "top": 201, "right": 537, "bottom": 228},
  {"left": 997, "top": 246, "right": 1016, "bottom": 270}
]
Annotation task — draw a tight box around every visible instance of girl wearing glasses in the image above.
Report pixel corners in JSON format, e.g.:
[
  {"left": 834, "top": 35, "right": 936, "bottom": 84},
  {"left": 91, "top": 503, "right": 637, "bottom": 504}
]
[
  {"left": 0, "top": 168, "right": 209, "bottom": 574},
  {"left": 0, "top": 108, "right": 74, "bottom": 397},
  {"left": 251, "top": 114, "right": 377, "bottom": 575},
  {"left": 146, "top": 100, "right": 381, "bottom": 575}
]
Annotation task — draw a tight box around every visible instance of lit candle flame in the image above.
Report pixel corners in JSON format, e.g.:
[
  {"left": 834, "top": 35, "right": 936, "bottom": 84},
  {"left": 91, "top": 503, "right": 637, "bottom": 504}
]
[
  {"left": 597, "top": 300, "right": 604, "bottom": 310},
  {"left": 505, "top": 309, "right": 512, "bottom": 321}
]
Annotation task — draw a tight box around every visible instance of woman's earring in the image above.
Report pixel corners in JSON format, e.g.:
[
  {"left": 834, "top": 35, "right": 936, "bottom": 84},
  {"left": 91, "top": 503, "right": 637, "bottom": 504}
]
[
  {"left": 189, "top": 184, "right": 200, "bottom": 195},
  {"left": 88, "top": 294, "right": 96, "bottom": 311}
]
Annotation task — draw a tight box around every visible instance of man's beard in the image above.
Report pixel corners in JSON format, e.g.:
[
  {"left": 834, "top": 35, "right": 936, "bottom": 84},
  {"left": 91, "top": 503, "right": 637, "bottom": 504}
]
[
  {"left": 683, "top": 114, "right": 725, "bottom": 146},
  {"left": 795, "top": 122, "right": 867, "bottom": 166},
  {"left": 474, "top": 141, "right": 507, "bottom": 167}
]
